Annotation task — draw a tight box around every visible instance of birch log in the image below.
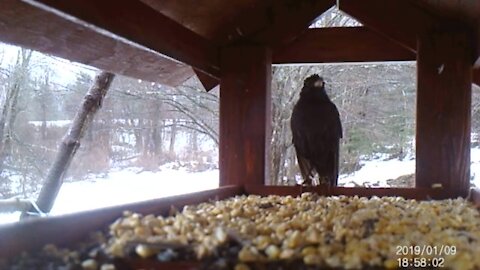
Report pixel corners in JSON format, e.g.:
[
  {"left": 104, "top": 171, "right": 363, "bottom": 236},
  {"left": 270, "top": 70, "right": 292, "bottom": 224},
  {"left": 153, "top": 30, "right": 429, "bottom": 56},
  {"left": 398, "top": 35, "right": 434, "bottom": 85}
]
[
  {"left": 0, "top": 198, "right": 33, "bottom": 213},
  {"left": 22, "top": 72, "right": 115, "bottom": 218}
]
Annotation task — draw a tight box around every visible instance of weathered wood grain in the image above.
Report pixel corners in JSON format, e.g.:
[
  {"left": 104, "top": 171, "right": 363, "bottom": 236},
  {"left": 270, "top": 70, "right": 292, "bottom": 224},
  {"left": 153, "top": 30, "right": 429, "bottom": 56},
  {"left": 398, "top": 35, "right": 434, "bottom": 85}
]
[
  {"left": 219, "top": 45, "right": 272, "bottom": 186},
  {"left": 25, "top": 0, "right": 220, "bottom": 77},
  {"left": 274, "top": 27, "right": 415, "bottom": 64},
  {"left": 245, "top": 185, "right": 462, "bottom": 199},
  {"left": 0, "top": 0, "right": 195, "bottom": 86},
  {"left": 416, "top": 28, "right": 472, "bottom": 196}
]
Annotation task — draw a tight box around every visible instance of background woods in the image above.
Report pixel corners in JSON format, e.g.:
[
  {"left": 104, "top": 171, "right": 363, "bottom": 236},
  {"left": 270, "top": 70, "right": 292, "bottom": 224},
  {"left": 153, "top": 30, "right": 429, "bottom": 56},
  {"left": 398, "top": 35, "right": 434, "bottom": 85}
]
[{"left": 0, "top": 48, "right": 219, "bottom": 200}]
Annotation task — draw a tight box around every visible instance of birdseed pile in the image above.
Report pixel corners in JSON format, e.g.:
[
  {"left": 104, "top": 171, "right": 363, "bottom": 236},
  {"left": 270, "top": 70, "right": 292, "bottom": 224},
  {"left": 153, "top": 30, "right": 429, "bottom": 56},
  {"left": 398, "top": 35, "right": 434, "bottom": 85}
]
[{"left": 4, "top": 193, "right": 480, "bottom": 270}]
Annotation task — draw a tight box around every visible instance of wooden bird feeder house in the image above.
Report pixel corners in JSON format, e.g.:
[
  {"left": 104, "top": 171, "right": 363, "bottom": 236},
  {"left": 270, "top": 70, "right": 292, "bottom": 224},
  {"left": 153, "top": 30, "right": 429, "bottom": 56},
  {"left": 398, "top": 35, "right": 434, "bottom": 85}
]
[{"left": 1, "top": 0, "right": 480, "bottom": 268}]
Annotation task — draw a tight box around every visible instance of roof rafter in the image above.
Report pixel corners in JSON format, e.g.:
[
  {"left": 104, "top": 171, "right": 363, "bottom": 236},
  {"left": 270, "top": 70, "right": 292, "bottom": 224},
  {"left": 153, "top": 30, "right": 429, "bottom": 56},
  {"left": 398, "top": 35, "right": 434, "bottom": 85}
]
[
  {"left": 193, "top": 69, "right": 219, "bottom": 92},
  {"left": 23, "top": 0, "right": 220, "bottom": 78},
  {"left": 273, "top": 27, "right": 415, "bottom": 64}
]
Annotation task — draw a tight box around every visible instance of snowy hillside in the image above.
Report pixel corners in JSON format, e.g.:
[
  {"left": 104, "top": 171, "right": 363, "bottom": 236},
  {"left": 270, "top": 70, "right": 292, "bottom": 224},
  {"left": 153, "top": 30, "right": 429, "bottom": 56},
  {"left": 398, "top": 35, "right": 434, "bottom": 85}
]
[{"left": 340, "top": 147, "right": 480, "bottom": 188}]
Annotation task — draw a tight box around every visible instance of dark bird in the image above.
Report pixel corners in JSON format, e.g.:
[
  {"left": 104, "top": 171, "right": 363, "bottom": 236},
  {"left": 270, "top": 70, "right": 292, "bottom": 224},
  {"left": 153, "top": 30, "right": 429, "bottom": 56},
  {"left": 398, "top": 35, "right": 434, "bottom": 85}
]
[{"left": 290, "top": 74, "right": 343, "bottom": 186}]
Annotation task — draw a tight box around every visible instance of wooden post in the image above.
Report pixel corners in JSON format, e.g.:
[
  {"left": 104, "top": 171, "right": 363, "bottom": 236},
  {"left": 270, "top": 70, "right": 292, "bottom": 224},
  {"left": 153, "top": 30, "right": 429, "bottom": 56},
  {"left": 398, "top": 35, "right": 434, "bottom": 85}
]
[
  {"left": 416, "top": 28, "right": 473, "bottom": 196},
  {"left": 219, "top": 45, "right": 272, "bottom": 186}
]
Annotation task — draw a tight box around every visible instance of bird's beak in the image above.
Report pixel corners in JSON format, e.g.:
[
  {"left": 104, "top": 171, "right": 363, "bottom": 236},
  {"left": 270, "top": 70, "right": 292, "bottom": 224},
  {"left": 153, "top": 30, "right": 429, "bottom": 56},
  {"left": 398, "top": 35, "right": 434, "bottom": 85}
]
[{"left": 314, "top": 80, "right": 324, "bottom": 88}]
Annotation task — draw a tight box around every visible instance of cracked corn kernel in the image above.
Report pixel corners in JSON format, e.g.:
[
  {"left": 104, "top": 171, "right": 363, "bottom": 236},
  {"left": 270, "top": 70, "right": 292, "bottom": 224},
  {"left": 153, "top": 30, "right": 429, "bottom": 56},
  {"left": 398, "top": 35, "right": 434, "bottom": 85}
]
[
  {"left": 100, "top": 264, "right": 115, "bottom": 270},
  {"left": 81, "top": 259, "right": 98, "bottom": 270},
  {"left": 135, "top": 244, "right": 156, "bottom": 258},
  {"left": 279, "top": 249, "right": 296, "bottom": 260},
  {"left": 303, "top": 253, "right": 322, "bottom": 265},
  {"left": 234, "top": 263, "right": 251, "bottom": 270},
  {"left": 301, "top": 246, "right": 317, "bottom": 256},
  {"left": 384, "top": 259, "right": 397, "bottom": 269},
  {"left": 238, "top": 246, "right": 260, "bottom": 262},
  {"left": 264, "top": 245, "right": 280, "bottom": 259}
]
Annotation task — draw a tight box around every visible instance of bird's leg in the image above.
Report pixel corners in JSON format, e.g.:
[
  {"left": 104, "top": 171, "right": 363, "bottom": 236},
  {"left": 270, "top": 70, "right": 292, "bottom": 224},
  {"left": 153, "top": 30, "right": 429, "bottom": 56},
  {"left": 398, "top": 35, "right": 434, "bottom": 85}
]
[{"left": 318, "top": 176, "right": 330, "bottom": 186}]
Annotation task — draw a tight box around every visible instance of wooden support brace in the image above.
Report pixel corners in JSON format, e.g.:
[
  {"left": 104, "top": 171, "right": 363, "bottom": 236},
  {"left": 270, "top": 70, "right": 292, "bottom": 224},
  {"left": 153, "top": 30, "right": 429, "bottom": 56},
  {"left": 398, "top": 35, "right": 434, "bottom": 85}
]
[
  {"left": 416, "top": 28, "right": 473, "bottom": 196},
  {"left": 474, "top": 68, "right": 480, "bottom": 87},
  {"left": 219, "top": 45, "right": 272, "bottom": 186}
]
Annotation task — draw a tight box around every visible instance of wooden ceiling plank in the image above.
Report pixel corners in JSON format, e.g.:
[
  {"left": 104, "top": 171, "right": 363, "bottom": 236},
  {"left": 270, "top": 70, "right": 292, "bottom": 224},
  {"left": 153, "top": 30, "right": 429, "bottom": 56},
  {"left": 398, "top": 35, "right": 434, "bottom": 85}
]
[
  {"left": 252, "top": 0, "right": 336, "bottom": 47},
  {"left": 412, "top": 0, "right": 480, "bottom": 68},
  {"left": 217, "top": 0, "right": 335, "bottom": 47},
  {"left": 340, "top": 0, "right": 479, "bottom": 67},
  {"left": 24, "top": 0, "right": 220, "bottom": 78},
  {"left": 0, "top": 0, "right": 194, "bottom": 87},
  {"left": 219, "top": 45, "right": 272, "bottom": 187},
  {"left": 339, "top": 0, "right": 438, "bottom": 52},
  {"left": 416, "top": 29, "right": 472, "bottom": 195},
  {"left": 193, "top": 26, "right": 417, "bottom": 89},
  {"left": 273, "top": 27, "right": 416, "bottom": 64}
]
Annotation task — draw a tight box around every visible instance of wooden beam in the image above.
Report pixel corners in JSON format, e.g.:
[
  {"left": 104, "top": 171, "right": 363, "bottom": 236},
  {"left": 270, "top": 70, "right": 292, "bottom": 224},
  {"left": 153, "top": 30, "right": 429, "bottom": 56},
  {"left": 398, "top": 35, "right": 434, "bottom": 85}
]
[
  {"left": 273, "top": 27, "right": 415, "bottom": 64},
  {"left": 24, "top": 0, "right": 220, "bottom": 77},
  {"left": 416, "top": 29, "right": 472, "bottom": 197},
  {"left": 218, "top": 0, "right": 335, "bottom": 47},
  {"left": 219, "top": 45, "right": 272, "bottom": 186},
  {"left": 0, "top": 186, "right": 242, "bottom": 258},
  {"left": 201, "top": 26, "right": 416, "bottom": 88},
  {"left": 193, "top": 69, "right": 219, "bottom": 92},
  {"left": 0, "top": 0, "right": 195, "bottom": 87}
]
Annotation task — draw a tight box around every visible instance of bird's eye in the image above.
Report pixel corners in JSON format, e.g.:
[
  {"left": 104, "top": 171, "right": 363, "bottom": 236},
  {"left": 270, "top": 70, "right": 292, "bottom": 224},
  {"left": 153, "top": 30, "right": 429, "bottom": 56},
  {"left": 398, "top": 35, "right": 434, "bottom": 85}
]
[{"left": 314, "top": 80, "right": 324, "bottom": 87}]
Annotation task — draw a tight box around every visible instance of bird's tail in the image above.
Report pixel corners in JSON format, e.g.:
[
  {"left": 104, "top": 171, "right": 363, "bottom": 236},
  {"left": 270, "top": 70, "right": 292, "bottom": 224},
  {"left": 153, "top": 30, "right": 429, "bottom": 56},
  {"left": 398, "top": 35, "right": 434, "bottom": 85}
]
[
  {"left": 297, "top": 155, "right": 314, "bottom": 185},
  {"left": 332, "top": 143, "right": 340, "bottom": 186}
]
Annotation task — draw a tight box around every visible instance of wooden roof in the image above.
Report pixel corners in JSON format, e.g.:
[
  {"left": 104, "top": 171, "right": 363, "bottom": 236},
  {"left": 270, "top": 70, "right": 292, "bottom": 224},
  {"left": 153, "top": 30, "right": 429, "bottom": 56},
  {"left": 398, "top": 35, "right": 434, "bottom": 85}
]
[
  {"left": 0, "top": 0, "right": 197, "bottom": 86},
  {"left": 1, "top": 0, "right": 479, "bottom": 88}
]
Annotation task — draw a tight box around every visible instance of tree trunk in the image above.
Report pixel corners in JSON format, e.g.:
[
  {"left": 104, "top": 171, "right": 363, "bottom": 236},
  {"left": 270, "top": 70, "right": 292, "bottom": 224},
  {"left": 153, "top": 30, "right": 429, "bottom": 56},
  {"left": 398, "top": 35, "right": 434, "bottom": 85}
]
[
  {"left": 133, "top": 118, "right": 143, "bottom": 153},
  {"left": 191, "top": 130, "right": 198, "bottom": 154},
  {"left": 41, "top": 103, "right": 47, "bottom": 140},
  {"left": 0, "top": 49, "right": 32, "bottom": 173},
  {"left": 22, "top": 72, "right": 115, "bottom": 217},
  {"left": 168, "top": 119, "right": 177, "bottom": 160}
]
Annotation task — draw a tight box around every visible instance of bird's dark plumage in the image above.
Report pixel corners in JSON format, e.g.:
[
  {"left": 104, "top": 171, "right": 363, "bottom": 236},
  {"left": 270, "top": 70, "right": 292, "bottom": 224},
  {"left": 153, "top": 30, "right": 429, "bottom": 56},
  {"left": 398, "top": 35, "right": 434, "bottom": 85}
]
[{"left": 291, "top": 74, "right": 343, "bottom": 186}]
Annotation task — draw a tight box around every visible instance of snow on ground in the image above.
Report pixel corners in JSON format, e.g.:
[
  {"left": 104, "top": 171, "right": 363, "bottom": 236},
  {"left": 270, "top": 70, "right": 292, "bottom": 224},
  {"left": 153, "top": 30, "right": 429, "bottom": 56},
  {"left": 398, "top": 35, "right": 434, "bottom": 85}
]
[
  {"left": 470, "top": 147, "right": 480, "bottom": 187},
  {"left": 339, "top": 157, "right": 415, "bottom": 187},
  {"left": 340, "top": 147, "right": 480, "bottom": 188},
  {"left": 0, "top": 165, "right": 218, "bottom": 225},
  {"left": 28, "top": 120, "right": 72, "bottom": 128},
  {"left": 51, "top": 166, "right": 218, "bottom": 215}
]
